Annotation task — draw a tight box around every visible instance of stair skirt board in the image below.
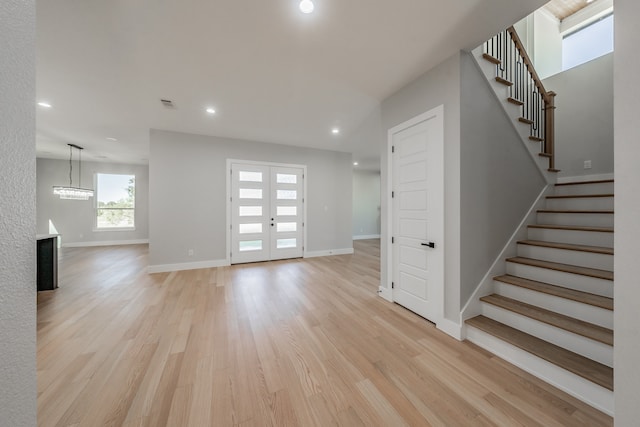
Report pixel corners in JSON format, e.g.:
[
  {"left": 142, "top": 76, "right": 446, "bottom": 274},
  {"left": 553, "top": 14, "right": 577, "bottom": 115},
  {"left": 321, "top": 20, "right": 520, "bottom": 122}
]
[
  {"left": 480, "top": 303, "right": 612, "bottom": 367},
  {"left": 554, "top": 182, "right": 615, "bottom": 196},
  {"left": 505, "top": 262, "right": 613, "bottom": 298},
  {"left": 545, "top": 197, "right": 614, "bottom": 211},
  {"left": 536, "top": 212, "right": 614, "bottom": 227},
  {"left": 516, "top": 244, "right": 613, "bottom": 271},
  {"left": 466, "top": 326, "right": 614, "bottom": 416},
  {"left": 528, "top": 227, "right": 613, "bottom": 247},
  {"left": 493, "top": 281, "right": 613, "bottom": 329}
]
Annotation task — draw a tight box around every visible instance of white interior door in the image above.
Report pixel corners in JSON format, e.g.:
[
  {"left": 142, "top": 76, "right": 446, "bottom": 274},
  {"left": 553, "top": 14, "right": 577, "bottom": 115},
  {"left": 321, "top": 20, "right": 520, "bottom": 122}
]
[
  {"left": 391, "top": 108, "right": 444, "bottom": 323},
  {"left": 231, "top": 163, "right": 304, "bottom": 264}
]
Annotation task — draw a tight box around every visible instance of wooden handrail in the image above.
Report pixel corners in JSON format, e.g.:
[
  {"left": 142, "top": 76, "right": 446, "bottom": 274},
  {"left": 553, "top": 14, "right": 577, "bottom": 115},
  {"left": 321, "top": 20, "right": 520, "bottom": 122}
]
[
  {"left": 483, "top": 26, "right": 556, "bottom": 172},
  {"left": 506, "top": 27, "right": 553, "bottom": 104}
]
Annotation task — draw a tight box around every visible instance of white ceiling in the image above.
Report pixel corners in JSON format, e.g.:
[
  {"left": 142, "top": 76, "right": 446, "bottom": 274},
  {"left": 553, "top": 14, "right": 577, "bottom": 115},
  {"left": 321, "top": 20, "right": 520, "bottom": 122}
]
[{"left": 36, "top": 0, "right": 547, "bottom": 171}]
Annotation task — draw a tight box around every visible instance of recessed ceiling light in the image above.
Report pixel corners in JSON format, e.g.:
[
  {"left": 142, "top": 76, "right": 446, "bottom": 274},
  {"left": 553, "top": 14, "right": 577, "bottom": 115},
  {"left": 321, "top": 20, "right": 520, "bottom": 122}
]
[
  {"left": 206, "top": 107, "right": 216, "bottom": 114},
  {"left": 37, "top": 102, "right": 52, "bottom": 108},
  {"left": 106, "top": 137, "right": 118, "bottom": 142},
  {"left": 332, "top": 128, "right": 340, "bottom": 134},
  {"left": 353, "top": 162, "right": 359, "bottom": 166},
  {"left": 299, "top": 0, "right": 314, "bottom": 14}
]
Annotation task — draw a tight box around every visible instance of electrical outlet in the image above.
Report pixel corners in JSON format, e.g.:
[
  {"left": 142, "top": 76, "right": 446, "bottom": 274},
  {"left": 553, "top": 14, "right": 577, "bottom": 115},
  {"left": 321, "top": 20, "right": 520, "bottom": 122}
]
[
  {"left": 584, "top": 160, "right": 592, "bottom": 169},
  {"left": 188, "top": 249, "right": 194, "bottom": 256}
]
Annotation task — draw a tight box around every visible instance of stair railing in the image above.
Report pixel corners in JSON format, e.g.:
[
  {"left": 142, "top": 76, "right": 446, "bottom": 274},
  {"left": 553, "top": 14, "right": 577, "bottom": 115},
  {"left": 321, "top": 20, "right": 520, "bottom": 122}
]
[{"left": 484, "top": 26, "right": 557, "bottom": 170}]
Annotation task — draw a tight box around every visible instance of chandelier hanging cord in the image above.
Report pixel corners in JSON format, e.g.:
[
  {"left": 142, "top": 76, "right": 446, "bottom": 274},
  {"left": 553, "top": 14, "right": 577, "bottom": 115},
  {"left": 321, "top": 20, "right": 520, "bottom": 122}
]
[{"left": 69, "top": 144, "right": 73, "bottom": 187}]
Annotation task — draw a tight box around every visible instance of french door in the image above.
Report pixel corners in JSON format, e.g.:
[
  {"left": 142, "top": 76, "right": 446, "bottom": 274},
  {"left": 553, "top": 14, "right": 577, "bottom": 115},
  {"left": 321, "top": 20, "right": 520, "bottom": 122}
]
[{"left": 230, "top": 162, "right": 304, "bottom": 264}]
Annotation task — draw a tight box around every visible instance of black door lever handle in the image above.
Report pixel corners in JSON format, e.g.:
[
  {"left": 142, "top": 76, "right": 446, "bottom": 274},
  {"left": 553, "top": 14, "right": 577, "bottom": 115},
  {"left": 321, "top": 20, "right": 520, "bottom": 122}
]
[{"left": 421, "top": 242, "right": 435, "bottom": 248}]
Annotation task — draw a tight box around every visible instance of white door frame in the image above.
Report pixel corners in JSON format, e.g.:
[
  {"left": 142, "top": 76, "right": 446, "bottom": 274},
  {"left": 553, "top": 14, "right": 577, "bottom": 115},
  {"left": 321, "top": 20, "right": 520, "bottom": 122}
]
[
  {"left": 385, "top": 105, "right": 445, "bottom": 324},
  {"left": 226, "top": 159, "right": 308, "bottom": 265}
]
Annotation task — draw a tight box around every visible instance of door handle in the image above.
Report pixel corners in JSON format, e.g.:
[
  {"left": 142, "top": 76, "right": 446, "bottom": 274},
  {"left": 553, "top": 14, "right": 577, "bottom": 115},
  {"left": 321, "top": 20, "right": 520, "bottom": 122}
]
[{"left": 421, "top": 242, "right": 435, "bottom": 248}]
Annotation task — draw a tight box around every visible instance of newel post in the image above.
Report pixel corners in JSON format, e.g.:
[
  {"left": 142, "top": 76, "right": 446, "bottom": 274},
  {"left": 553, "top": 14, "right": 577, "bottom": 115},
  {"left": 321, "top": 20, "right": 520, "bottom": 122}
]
[{"left": 545, "top": 91, "right": 557, "bottom": 170}]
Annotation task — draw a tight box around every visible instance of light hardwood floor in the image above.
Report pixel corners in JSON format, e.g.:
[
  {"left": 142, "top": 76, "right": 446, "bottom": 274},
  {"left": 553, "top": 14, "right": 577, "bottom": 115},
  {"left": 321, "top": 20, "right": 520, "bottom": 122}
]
[{"left": 37, "top": 240, "right": 612, "bottom": 426}]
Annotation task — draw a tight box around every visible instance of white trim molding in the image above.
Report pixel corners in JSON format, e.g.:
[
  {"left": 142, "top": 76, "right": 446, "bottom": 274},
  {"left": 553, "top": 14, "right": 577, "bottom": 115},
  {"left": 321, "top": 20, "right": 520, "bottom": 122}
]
[
  {"left": 556, "top": 173, "right": 614, "bottom": 184},
  {"left": 148, "top": 258, "right": 229, "bottom": 274},
  {"left": 378, "top": 286, "right": 393, "bottom": 302},
  {"left": 62, "top": 239, "right": 149, "bottom": 248},
  {"left": 353, "top": 234, "right": 381, "bottom": 240},
  {"left": 304, "top": 248, "right": 354, "bottom": 258},
  {"left": 437, "top": 318, "right": 464, "bottom": 341}
]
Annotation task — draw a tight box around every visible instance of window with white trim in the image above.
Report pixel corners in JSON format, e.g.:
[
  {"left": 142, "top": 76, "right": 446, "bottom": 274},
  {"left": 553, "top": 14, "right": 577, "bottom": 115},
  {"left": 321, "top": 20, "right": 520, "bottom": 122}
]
[{"left": 96, "top": 173, "right": 135, "bottom": 229}]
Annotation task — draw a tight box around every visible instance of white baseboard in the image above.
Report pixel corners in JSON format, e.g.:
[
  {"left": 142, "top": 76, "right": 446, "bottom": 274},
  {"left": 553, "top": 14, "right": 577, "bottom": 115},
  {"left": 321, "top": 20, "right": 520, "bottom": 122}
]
[
  {"left": 148, "top": 259, "right": 229, "bottom": 274},
  {"left": 556, "top": 173, "right": 614, "bottom": 183},
  {"left": 304, "top": 248, "right": 354, "bottom": 258},
  {"left": 378, "top": 285, "right": 392, "bottom": 301},
  {"left": 437, "top": 318, "right": 463, "bottom": 341},
  {"left": 62, "top": 239, "right": 149, "bottom": 248},
  {"left": 353, "top": 234, "right": 381, "bottom": 240}
]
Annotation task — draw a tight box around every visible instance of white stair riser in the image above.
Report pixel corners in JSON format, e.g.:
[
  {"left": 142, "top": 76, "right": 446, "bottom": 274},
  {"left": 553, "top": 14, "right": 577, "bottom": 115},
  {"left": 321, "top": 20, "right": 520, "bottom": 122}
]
[
  {"left": 465, "top": 326, "right": 614, "bottom": 416},
  {"left": 516, "top": 244, "right": 613, "bottom": 271},
  {"left": 554, "top": 182, "right": 614, "bottom": 196},
  {"left": 505, "top": 262, "right": 612, "bottom": 298},
  {"left": 546, "top": 197, "right": 614, "bottom": 211},
  {"left": 528, "top": 228, "right": 613, "bottom": 247},
  {"left": 537, "top": 212, "right": 613, "bottom": 227},
  {"left": 494, "top": 281, "right": 613, "bottom": 329},
  {"left": 480, "top": 303, "right": 613, "bottom": 367}
]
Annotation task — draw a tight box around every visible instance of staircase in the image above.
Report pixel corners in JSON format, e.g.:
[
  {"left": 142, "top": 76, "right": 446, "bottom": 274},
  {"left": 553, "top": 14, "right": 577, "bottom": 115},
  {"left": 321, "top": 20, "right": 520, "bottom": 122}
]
[{"left": 465, "top": 179, "right": 614, "bottom": 415}]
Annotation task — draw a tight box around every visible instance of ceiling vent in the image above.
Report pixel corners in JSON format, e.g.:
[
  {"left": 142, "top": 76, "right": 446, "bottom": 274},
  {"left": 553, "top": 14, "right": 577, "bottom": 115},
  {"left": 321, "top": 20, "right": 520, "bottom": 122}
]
[{"left": 160, "top": 99, "right": 175, "bottom": 109}]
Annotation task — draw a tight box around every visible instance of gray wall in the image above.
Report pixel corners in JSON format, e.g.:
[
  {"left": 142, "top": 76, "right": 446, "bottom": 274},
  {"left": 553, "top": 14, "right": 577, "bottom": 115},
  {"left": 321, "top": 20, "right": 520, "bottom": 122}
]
[
  {"left": 36, "top": 159, "right": 149, "bottom": 245},
  {"left": 0, "top": 0, "right": 37, "bottom": 425},
  {"left": 544, "top": 53, "right": 613, "bottom": 178},
  {"left": 615, "top": 0, "right": 640, "bottom": 423},
  {"left": 460, "top": 52, "right": 546, "bottom": 306},
  {"left": 380, "top": 52, "right": 462, "bottom": 321},
  {"left": 149, "top": 129, "right": 352, "bottom": 268},
  {"left": 352, "top": 170, "right": 381, "bottom": 238}
]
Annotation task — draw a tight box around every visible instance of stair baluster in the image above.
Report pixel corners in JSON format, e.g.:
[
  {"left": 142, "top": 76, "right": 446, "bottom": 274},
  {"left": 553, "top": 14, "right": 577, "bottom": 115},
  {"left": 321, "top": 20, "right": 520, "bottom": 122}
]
[{"left": 484, "top": 27, "right": 556, "bottom": 170}]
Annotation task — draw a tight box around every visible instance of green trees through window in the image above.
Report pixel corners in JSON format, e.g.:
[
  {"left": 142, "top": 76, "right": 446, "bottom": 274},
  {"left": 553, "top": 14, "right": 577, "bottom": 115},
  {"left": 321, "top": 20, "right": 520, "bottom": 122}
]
[{"left": 96, "top": 173, "right": 135, "bottom": 229}]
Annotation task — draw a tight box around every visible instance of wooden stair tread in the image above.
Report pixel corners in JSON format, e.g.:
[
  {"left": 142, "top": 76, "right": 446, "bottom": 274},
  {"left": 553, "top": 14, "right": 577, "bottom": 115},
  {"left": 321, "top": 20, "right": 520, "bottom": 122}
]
[
  {"left": 482, "top": 53, "right": 501, "bottom": 64},
  {"left": 529, "top": 136, "right": 544, "bottom": 142},
  {"left": 517, "top": 239, "right": 613, "bottom": 255},
  {"left": 548, "top": 168, "right": 561, "bottom": 173},
  {"left": 518, "top": 117, "right": 534, "bottom": 125},
  {"left": 555, "top": 179, "right": 614, "bottom": 187},
  {"left": 529, "top": 224, "right": 613, "bottom": 233},
  {"left": 537, "top": 209, "right": 614, "bottom": 214},
  {"left": 466, "top": 316, "right": 613, "bottom": 390},
  {"left": 507, "top": 97, "right": 523, "bottom": 106},
  {"left": 495, "top": 76, "right": 513, "bottom": 86},
  {"left": 547, "top": 194, "right": 613, "bottom": 199},
  {"left": 480, "top": 294, "right": 613, "bottom": 346},
  {"left": 506, "top": 256, "right": 613, "bottom": 281},
  {"left": 538, "top": 153, "right": 552, "bottom": 158},
  {"left": 494, "top": 274, "right": 613, "bottom": 310}
]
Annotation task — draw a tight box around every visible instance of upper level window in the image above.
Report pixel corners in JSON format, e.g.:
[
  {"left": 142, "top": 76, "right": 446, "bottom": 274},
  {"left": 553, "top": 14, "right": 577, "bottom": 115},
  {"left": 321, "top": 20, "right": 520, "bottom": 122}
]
[
  {"left": 96, "top": 173, "right": 135, "bottom": 229},
  {"left": 562, "top": 13, "right": 613, "bottom": 71}
]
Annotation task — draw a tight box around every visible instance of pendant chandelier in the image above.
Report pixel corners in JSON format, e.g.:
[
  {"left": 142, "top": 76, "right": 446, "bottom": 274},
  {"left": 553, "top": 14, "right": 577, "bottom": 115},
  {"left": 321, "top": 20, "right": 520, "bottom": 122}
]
[{"left": 53, "top": 143, "right": 94, "bottom": 200}]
